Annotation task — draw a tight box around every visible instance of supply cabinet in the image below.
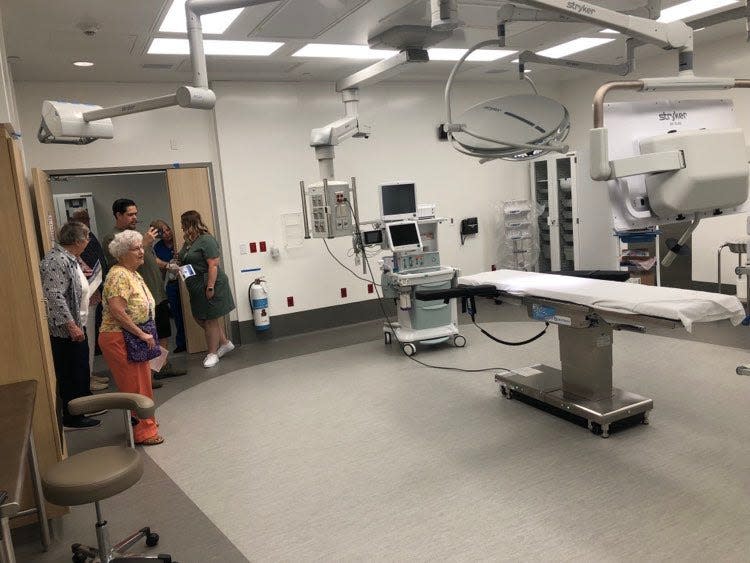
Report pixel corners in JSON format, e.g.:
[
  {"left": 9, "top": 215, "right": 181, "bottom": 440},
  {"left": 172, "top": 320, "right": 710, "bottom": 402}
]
[{"left": 530, "top": 151, "right": 617, "bottom": 272}]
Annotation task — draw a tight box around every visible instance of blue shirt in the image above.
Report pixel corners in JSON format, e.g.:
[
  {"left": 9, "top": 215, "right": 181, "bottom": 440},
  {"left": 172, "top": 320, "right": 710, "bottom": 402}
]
[{"left": 153, "top": 239, "right": 177, "bottom": 283}]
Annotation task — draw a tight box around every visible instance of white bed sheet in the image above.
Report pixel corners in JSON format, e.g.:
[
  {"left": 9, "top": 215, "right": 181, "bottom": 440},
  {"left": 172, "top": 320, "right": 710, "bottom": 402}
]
[{"left": 459, "top": 270, "right": 746, "bottom": 332}]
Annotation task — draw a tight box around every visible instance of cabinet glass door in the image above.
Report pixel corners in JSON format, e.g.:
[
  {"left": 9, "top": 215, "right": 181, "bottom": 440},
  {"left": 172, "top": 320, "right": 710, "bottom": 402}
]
[
  {"left": 534, "top": 160, "right": 552, "bottom": 272},
  {"left": 556, "top": 156, "right": 574, "bottom": 271}
]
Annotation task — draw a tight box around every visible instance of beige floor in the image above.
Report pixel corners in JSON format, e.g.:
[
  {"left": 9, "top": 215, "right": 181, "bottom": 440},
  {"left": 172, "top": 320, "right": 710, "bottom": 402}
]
[{"left": 144, "top": 321, "right": 750, "bottom": 561}]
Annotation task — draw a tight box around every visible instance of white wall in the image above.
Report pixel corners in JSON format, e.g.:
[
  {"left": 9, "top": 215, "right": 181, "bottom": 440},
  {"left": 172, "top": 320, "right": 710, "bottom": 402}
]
[
  {"left": 212, "top": 81, "right": 534, "bottom": 319},
  {"left": 15, "top": 78, "right": 545, "bottom": 323},
  {"left": 557, "top": 32, "right": 750, "bottom": 284}
]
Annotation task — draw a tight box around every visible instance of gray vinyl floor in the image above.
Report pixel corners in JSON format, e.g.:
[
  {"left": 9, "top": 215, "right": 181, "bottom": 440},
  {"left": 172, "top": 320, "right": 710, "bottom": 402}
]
[{"left": 13, "top": 305, "right": 750, "bottom": 562}]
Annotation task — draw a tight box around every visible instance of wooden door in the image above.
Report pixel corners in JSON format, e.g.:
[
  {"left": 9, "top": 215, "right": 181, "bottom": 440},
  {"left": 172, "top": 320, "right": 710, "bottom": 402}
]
[
  {"left": 0, "top": 130, "right": 66, "bottom": 520},
  {"left": 31, "top": 168, "right": 57, "bottom": 256},
  {"left": 165, "top": 167, "right": 216, "bottom": 354}
]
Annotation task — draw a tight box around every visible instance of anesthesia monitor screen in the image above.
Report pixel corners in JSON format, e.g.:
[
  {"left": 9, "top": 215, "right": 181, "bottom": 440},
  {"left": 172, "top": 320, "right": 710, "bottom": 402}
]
[
  {"left": 388, "top": 222, "right": 421, "bottom": 248},
  {"left": 381, "top": 183, "right": 416, "bottom": 218}
]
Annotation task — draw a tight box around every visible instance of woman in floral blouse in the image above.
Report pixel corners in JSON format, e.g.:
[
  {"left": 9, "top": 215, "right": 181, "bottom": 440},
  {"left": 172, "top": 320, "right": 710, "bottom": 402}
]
[{"left": 99, "top": 230, "right": 163, "bottom": 445}]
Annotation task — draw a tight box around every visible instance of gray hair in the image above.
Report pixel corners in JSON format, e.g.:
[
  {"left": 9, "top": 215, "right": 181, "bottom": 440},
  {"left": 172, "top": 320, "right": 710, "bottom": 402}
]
[
  {"left": 109, "top": 230, "right": 143, "bottom": 261},
  {"left": 59, "top": 221, "right": 89, "bottom": 245}
]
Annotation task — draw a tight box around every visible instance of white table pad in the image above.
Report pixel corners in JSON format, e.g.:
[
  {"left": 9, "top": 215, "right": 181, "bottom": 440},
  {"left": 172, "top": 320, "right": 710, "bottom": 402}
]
[{"left": 459, "top": 270, "right": 746, "bottom": 332}]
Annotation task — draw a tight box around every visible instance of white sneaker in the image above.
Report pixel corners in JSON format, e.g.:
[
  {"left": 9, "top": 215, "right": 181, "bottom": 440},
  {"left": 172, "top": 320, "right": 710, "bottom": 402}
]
[
  {"left": 203, "top": 353, "right": 220, "bottom": 368},
  {"left": 217, "top": 341, "right": 235, "bottom": 358}
]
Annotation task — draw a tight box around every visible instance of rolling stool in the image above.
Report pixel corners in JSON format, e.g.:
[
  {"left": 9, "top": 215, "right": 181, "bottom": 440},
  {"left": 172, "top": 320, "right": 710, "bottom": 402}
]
[{"left": 42, "top": 393, "right": 177, "bottom": 563}]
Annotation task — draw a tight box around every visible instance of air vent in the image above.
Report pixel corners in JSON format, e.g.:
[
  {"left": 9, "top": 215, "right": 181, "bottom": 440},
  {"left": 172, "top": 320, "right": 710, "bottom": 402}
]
[
  {"left": 486, "top": 69, "right": 509, "bottom": 74},
  {"left": 142, "top": 63, "right": 174, "bottom": 70}
]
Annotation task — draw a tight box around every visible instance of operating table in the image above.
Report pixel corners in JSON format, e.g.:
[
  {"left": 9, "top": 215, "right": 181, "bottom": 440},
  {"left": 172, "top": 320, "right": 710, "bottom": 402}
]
[{"left": 416, "top": 269, "right": 745, "bottom": 438}]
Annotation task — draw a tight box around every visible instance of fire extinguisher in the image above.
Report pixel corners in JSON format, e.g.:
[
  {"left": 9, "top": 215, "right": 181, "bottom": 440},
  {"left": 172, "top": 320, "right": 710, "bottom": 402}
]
[{"left": 249, "top": 278, "right": 270, "bottom": 332}]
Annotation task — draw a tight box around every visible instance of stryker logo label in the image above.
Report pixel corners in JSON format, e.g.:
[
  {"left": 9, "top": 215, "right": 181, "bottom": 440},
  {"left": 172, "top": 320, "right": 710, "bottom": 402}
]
[
  {"left": 120, "top": 104, "right": 136, "bottom": 113},
  {"left": 567, "top": 1, "right": 596, "bottom": 15},
  {"left": 483, "top": 105, "right": 501, "bottom": 112},
  {"left": 658, "top": 111, "right": 688, "bottom": 121}
]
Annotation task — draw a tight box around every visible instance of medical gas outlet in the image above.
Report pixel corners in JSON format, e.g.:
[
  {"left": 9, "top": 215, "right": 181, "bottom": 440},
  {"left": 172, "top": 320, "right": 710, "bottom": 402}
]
[{"left": 301, "top": 179, "right": 357, "bottom": 239}]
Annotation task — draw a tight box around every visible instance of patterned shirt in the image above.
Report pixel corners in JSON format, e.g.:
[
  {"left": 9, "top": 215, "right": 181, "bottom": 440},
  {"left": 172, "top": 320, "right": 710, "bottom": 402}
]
[
  {"left": 102, "top": 227, "right": 167, "bottom": 304},
  {"left": 100, "top": 265, "right": 155, "bottom": 333},
  {"left": 39, "top": 245, "right": 83, "bottom": 338}
]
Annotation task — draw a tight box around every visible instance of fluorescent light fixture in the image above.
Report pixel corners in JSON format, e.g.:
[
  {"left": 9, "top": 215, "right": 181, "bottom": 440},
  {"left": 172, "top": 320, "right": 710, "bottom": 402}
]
[
  {"left": 148, "top": 38, "right": 283, "bottom": 56},
  {"left": 160, "top": 0, "right": 243, "bottom": 34},
  {"left": 600, "top": 28, "right": 620, "bottom": 34},
  {"left": 73, "top": 61, "right": 94, "bottom": 67},
  {"left": 292, "top": 44, "right": 396, "bottom": 60},
  {"left": 657, "top": 0, "right": 739, "bottom": 23},
  {"left": 427, "top": 48, "right": 517, "bottom": 62},
  {"left": 537, "top": 37, "right": 615, "bottom": 59}
]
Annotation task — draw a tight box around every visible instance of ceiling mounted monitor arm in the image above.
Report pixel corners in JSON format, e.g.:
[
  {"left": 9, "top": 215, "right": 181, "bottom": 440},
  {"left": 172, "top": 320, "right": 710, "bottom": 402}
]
[
  {"left": 310, "top": 89, "right": 371, "bottom": 181},
  {"left": 310, "top": 49, "right": 428, "bottom": 181}
]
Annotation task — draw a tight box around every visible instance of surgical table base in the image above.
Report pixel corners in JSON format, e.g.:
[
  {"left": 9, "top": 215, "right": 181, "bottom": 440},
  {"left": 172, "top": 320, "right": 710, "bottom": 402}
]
[{"left": 496, "top": 301, "right": 654, "bottom": 438}]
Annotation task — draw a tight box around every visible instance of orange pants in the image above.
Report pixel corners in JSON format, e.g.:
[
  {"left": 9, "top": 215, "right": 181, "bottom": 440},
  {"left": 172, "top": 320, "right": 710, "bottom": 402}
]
[{"left": 98, "top": 331, "right": 159, "bottom": 443}]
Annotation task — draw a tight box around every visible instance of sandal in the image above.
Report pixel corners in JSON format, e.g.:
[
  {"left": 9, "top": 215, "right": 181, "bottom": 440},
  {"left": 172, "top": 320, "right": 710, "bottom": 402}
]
[{"left": 136, "top": 435, "right": 164, "bottom": 446}]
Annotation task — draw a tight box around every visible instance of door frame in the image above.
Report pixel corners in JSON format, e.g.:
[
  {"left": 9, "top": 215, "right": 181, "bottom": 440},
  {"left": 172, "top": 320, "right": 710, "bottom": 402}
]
[{"left": 42, "top": 161, "right": 238, "bottom": 346}]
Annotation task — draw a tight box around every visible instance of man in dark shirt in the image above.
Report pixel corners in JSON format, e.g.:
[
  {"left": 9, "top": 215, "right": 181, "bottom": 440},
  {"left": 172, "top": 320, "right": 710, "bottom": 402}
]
[{"left": 102, "top": 199, "right": 186, "bottom": 383}]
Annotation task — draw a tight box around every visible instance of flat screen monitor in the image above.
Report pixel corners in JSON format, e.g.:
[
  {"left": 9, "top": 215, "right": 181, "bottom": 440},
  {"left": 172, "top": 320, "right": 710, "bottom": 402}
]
[
  {"left": 362, "top": 229, "right": 383, "bottom": 245},
  {"left": 380, "top": 182, "right": 417, "bottom": 221},
  {"left": 386, "top": 221, "right": 422, "bottom": 253}
]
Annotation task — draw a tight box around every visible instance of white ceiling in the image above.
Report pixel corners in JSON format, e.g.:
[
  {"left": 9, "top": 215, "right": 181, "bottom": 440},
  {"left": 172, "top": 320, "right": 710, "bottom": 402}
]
[{"left": 2, "top": 0, "right": 747, "bottom": 85}]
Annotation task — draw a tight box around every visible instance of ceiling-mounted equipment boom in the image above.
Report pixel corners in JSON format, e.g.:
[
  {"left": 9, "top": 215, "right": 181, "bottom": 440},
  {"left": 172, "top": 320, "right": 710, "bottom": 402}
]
[{"left": 38, "top": 0, "right": 278, "bottom": 144}]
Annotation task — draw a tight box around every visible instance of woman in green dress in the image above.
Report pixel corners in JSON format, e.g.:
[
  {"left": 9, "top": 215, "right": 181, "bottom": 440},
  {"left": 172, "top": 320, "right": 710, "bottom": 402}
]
[{"left": 178, "top": 210, "right": 236, "bottom": 368}]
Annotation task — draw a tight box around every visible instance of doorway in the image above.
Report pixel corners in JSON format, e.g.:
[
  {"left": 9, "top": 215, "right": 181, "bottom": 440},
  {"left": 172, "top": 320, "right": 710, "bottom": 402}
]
[{"left": 32, "top": 164, "right": 227, "bottom": 355}]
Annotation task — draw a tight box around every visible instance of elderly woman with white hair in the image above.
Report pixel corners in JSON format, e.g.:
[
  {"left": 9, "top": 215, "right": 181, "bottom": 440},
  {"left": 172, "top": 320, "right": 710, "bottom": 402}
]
[{"left": 99, "top": 230, "right": 164, "bottom": 445}]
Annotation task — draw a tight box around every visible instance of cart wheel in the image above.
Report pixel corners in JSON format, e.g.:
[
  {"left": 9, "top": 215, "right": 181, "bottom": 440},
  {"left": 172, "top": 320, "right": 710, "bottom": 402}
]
[
  {"left": 402, "top": 343, "right": 416, "bottom": 356},
  {"left": 500, "top": 385, "right": 513, "bottom": 399},
  {"left": 590, "top": 422, "right": 603, "bottom": 436},
  {"left": 146, "top": 532, "right": 160, "bottom": 547},
  {"left": 384, "top": 332, "right": 392, "bottom": 345},
  {"left": 453, "top": 335, "right": 466, "bottom": 348}
]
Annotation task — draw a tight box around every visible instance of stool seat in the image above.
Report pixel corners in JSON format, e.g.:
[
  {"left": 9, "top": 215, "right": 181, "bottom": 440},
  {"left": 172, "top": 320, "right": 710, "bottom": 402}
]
[{"left": 43, "top": 446, "right": 143, "bottom": 506}]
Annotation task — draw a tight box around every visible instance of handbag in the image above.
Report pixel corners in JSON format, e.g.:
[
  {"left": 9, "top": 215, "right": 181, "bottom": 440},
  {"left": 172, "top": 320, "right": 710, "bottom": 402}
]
[{"left": 122, "top": 318, "right": 162, "bottom": 363}]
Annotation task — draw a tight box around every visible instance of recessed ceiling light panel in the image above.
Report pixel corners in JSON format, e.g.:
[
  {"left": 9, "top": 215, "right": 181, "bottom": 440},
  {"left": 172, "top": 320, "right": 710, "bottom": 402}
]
[
  {"left": 159, "top": 0, "right": 243, "bottom": 34},
  {"left": 657, "top": 0, "right": 738, "bottom": 23},
  {"left": 428, "top": 48, "right": 517, "bottom": 62},
  {"left": 292, "top": 44, "right": 396, "bottom": 60},
  {"left": 537, "top": 37, "right": 615, "bottom": 59},
  {"left": 73, "top": 61, "right": 95, "bottom": 67},
  {"left": 148, "top": 38, "right": 283, "bottom": 56}
]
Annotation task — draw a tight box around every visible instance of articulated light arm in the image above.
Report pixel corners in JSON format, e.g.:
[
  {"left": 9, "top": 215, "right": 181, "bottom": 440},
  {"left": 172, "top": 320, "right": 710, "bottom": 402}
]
[
  {"left": 76, "top": 1, "right": 277, "bottom": 124},
  {"left": 516, "top": 0, "right": 693, "bottom": 53}
]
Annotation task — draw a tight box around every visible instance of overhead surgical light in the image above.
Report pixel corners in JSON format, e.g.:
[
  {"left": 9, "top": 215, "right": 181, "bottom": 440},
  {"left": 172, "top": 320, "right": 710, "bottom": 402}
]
[{"left": 442, "top": 40, "right": 570, "bottom": 162}]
